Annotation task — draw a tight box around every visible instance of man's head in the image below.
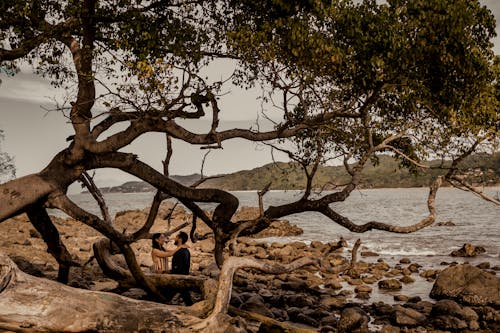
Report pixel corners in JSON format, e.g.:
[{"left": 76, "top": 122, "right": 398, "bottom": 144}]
[{"left": 176, "top": 231, "right": 188, "bottom": 245}]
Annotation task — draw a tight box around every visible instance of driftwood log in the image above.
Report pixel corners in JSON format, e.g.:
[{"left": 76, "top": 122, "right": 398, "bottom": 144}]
[{"left": 0, "top": 251, "right": 329, "bottom": 332}]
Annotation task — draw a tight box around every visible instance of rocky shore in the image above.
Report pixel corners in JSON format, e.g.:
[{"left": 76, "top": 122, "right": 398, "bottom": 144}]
[{"left": 0, "top": 203, "right": 499, "bottom": 332}]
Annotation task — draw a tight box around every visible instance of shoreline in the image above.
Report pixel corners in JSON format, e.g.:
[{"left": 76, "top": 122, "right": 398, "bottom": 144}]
[{"left": 1, "top": 204, "right": 499, "bottom": 332}]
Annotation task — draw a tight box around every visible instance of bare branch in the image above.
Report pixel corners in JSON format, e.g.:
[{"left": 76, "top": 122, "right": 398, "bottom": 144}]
[{"left": 80, "top": 171, "right": 112, "bottom": 223}]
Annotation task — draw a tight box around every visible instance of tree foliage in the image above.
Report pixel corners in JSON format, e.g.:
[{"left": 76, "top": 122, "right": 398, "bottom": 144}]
[
  {"left": 0, "top": 0, "right": 498, "bottom": 329},
  {"left": 0, "top": 130, "right": 15, "bottom": 183}
]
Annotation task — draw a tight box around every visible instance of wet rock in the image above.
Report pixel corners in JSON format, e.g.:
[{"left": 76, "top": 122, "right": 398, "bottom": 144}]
[
  {"left": 296, "top": 313, "right": 319, "bottom": 327},
  {"left": 378, "top": 279, "right": 402, "bottom": 290},
  {"left": 338, "top": 307, "right": 369, "bottom": 333},
  {"left": 419, "top": 269, "right": 438, "bottom": 280},
  {"left": 432, "top": 315, "right": 468, "bottom": 330},
  {"left": 436, "top": 220, "right": 456, "bottom": 226},
  {"left": 450, "top": 243, "right": 486, "bottom": 257},
  {"left": 430, "top": 264, "right": 500, "bottom": 306},
  {"left": 400, "top": 276, "right": 415, "bottom": 284},
  {"left": 348, "top": 278, "right": 364, "bottom": 286},
  {"left": 361, "top": 251, "right": 379, "bottom": 257},
  {"left": 355, "top": 285, "right": 372, "bottom": 293},
  {"left": 320, "top": 296, "right": 347, "bottom": 310},
  {"left": 431, "top": 299, "right": 478, "bottom": 322},
  {"left": 372, "top": 302, "right": 395, "bottom": 316},
  {"left": 407, "top": 296, "right": 422, "bottom": 303},
  {"left": 391, "top": 305, "right": 426, "bottom": 326},
  {"left": 362, "top": 276, "right": 378, "bottom": 284},
  {"left": 283, "top": 294, "right": 314, "bottom": 308},
  {"left": 320, "top": 315, "right": 338, "bottom": 327},
  {"left": 270, "top": 307, "right": 288, "bottom": 321},
  {"left": 399, "top": 258, "right": 411, "bottom": 264},
  {"left": 319, "top": 326, "right": 335, "bottom": 333},
  {"left": 476, "top": 262, "right": 491, "bottom": 269},
  {"left": 379, "top": 324, "right": 401, "bottom": 333},
  {"left": 373, "top": 261, "right": 390, "bottom": 271},
  {"left": 324, "top": 277, "right": 343, "bottom": 290},
  {"left": 240, "top": 295, "right": 274, "bottom": 318},
  {"left": 407, "top": 263, "right": 421, "bottom": 273},
  {"left": 394, "top": 295, "right": 409, "bottom": 302}
]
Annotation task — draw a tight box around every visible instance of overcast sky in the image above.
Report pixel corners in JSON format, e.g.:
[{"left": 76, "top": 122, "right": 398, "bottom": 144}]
[{"left": 1, "top": 1, "right": 499, "bottom": 192}]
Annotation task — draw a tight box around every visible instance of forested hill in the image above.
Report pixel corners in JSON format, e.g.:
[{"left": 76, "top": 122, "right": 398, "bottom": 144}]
[{"left": 95, "top": 154, "right": 499, "bottom": 193}]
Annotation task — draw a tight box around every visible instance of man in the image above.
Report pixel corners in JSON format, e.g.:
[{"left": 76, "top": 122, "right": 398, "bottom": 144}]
[
  {"left": 171, "top": 231, "right": 190, "bottom": 275},
  {"left": 170, "top": 231, "right": 193, "bottom": 305}
]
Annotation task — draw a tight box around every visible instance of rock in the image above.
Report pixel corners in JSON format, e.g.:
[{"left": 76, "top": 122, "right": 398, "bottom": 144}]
[
  {"left": 283, "top": 294, "right": 314, "bottom": 308},
  {"left": 476, "top": 262, "right": 491, "bottom": 269},
  {"left": 320, "top": 315, "right": 338, "bottom": 327},
  {"left": 29, "top": 228, "right": 41, "bottom": 238},
  {"left": 394, "top": 295, "right": 409, "bottom": 302},
  {"left": 432, "top": 316, "right": 468, "bottom": 330},
  {"left": 391, "top": 305, "right": 426, "bottom": 326},
  {"left": 407, "top": 263, "right": 421, "bottom": 273},
  {"left": 348, "top": 278, "right": 364, "bottom": 286},
  {"left": 407, "top": 296, "right": 422, "bottom": 303},
  {"left": 379, "top": 324, "right": 401, "bottom": 333},
  {"left": 450, "top": 243, "right": 486, "bottom": 257},
  {"left": 419, "top": 269, "right": 438, "bottom": 279},
  {"left": 310, "top": 240, "right": 326, "bottom": 249},
  {"left": 431, "top": 300, "right": 478, "bottom": 322},
  {"left": 338, "top": 307, "right": 369, "bottom": 333},
  {"left": 320, "top": 296, "right": 347, "bottom": 310},
  {"left": 436, "top": 220, "right": 456, "bottom": 226},
  {"left": 195, "top": 238, "right": 214, "bottom": 253},
  {"left": 270, "top": 307, "right": 288, "bottom": 321},
  {"left": 120, "top": 288, "right": 148, "bottom": 300},
  {"left": 372, "top": 302, "right": 395, "bottom": 316},
  {"left": 400, "top": 275, "right": 415, "bottom": 284},
  {"left": 319, "top": 326, "right": 336, "bottom": 333},
  {"left": 361, "top": 251, "right": 379, "bottom": 257},
  {"left": 355, "top": 285, "right": 372, "bottom": 293},
  {"left": 240, "top": 295, "right": 275, "bottom": 318},
  {"left": 252, "top": 220, "right": 303, "bottom": 238},
  {"left": 324, "top": 277, "right": 343, "bottom": 290},
  {"left": 430, "top": 264, "right": 500, "bottom": 306},
  {"left": 399, "top": 258, "right": 411, "bottom": 264},
  {"left": 296, "top": 313, "right": 319, "bottom": 327},
  {"left": 378, "top": 279, "right": 402, "bottom": 290}
]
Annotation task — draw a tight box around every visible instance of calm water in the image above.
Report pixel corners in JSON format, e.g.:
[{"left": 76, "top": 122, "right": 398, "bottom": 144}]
[{"left": 52, "top": 187, "right": 499, "bottom": 265}]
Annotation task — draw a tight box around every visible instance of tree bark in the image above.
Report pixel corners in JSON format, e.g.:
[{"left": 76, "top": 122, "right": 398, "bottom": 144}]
[
  {"left": 0, "top": 252, "right": 195, "bottom": 332},
  {"left": 26, "top": 203, "right": 76, "bottom": 283}
]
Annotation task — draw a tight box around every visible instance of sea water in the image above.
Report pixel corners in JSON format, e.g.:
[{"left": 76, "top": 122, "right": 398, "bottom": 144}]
[{"left": 49, "top": 187, "right": 499, "bottom": 303}]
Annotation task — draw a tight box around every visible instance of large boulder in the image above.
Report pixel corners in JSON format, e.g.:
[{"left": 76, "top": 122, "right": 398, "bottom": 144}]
[
  {"left": 338, "top": 307, "right": 369, "bottom": 333},
  {"left": 430, "top": 264, "right": 500, "bottom": 306}
]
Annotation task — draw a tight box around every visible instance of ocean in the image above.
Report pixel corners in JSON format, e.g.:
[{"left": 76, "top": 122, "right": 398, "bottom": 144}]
[
  {"left": 54, "top": 187, "right": 500, "bottom": 262},
  {"left": 50, "top": 187, "right": 499, "bottom": 303}
]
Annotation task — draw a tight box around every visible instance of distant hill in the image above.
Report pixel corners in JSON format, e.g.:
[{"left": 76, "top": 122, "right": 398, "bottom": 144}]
[
  {"left": 89, "top": 153, "right": 499, "bottom": 193},
  {"left": 92, "top": 174, "right": 201, "bottom": 193}
]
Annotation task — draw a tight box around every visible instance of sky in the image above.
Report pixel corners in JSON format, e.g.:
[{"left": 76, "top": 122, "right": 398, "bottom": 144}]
[{"left": 1, "top": 0, "right": 499, "bottom": 193}]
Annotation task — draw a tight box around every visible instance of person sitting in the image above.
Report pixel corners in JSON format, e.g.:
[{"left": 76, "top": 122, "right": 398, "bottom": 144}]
[
  {"left": 151, "top": 233, "right": 179, "bottom": 274},
  {"left": 171, "top": 231, "right": 191, "bottom": 275},
  {"left": 170, "top": 231, "right": 193, "bottom": 305}
]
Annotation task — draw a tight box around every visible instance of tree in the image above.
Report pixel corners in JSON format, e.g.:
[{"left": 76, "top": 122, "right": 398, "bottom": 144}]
[
  {"left": 0, "top": 129, "right": 15, "bottom": 183},
  {"left": 0, "top": 0, "right": 498, "bottom": 331}
]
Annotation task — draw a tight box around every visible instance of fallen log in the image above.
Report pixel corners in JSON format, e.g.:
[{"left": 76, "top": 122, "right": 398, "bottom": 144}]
[{"left": 0, "top": 252, "right": 199, "bottom": 332}]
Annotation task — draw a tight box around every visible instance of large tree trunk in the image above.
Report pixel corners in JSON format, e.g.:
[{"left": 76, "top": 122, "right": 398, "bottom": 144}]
[{"left": 0, "top": 252, "right": 201, "bottom": 332}]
